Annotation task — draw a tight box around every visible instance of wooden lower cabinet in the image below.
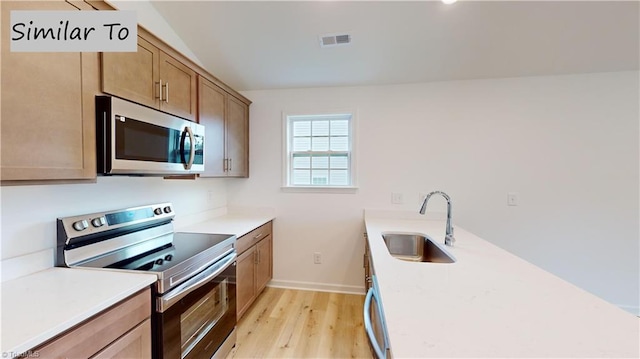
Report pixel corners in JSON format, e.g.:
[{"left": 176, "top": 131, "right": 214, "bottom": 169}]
[
  {"left": 236, "top": 222, "right": 273, "bottom": 319},
  {"left": 256, "top": 236, "right": 272, "bottom": 293},
  {"left": 92, "top": 319, "right": 151, "bottom": 359},
  {"left": 32, "top": 288, "right": 152, "bottom": 358},
  {"left": 1, "top": 0, "right": 98, "bottom": 182},
  {"left": 237, "top": 246, "right": 258, "bottom": 318}
]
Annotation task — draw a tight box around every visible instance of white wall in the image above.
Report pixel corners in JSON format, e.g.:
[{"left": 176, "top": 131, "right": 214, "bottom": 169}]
[
  {"left": 0, "top": 177, "right": 227, "bottom": 280},
  {"left": 227, "top": 71, "right": 640, "bottom": 313}
]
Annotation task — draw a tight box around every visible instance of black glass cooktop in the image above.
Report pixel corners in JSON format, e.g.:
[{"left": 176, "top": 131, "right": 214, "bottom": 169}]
[{"left": 81, "top": 232, "right": 235, "bottom": 273}]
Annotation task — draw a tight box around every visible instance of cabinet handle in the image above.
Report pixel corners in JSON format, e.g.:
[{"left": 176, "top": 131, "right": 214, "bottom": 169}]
[
  {"left": 254, "top": 251, "right": 259, "bottom": 264},
  {"left": 164, "top": 82, "right": 169, "bottom": 103},
  {"left": 223, "top": 158, "right": 228, "bottom": 172},
  {"left": 157, "top": 80, "right": 163, "bottom": 102},
  {"left": 253, "top": 232, "right": 264, "bottom": 240},
  {"left": 229, "top": 158, "right": 232, "bottom": 172}
]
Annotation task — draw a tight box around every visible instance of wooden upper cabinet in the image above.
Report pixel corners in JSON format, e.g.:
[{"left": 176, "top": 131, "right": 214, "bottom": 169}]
[
  {"left": 199, "top": 76, "right": 227, "bottom": 177},
  {"left": 0, "top": 0, "right": 98, "bottom": 182},
  {"left": 159, "top": 52, "right": 197, "bottom": 121},
  {"left": 102, "top": 33, "right": 197, "bottom": 121},
  {"left": 226, "top": 96, "right": 249, "bottom": 177},
  {"left": 102, "top": 36, "right": 160, "bottom": 109},
  {"left": 199, "top": 75, "right": 249, "bottom": 178}
]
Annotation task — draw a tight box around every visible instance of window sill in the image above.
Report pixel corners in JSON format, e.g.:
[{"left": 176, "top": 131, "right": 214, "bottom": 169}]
[{"left": 280, "top": 186, "right": 359, "bottom": 194}]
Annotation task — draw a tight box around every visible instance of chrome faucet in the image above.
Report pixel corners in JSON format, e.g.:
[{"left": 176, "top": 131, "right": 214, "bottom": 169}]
[{"left": 419, "top": 191, "right": 455, "bottom": 246}]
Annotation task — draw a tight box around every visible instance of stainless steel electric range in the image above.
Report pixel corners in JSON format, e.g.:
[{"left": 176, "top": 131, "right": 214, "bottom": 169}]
[{"left": 56, "top": 203, "right": 237, "bottom": 359}]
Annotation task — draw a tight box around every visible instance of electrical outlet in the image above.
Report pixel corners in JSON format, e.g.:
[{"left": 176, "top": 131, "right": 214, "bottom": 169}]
[
  {"left": 313, "top": 252, "right": 322, "bottom": 264},
  {"left": 392, "top": 192, "right": 404, "bottom": 204},
  {"left": 207, "top": 190, "right": 215, "bottom": 203},
  {"left": 507, "top": 192, "right": 519, "bottom": 206}
]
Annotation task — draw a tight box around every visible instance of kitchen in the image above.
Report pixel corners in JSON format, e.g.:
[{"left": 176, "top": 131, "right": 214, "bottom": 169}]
[{"left": 1, "top": 0, "right": 638, "bottom": 358}]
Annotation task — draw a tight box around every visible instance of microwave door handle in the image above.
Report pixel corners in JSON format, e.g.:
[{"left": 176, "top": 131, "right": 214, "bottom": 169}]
[{"left": 180, "top": 127, "right": 196, "bottom": 170}]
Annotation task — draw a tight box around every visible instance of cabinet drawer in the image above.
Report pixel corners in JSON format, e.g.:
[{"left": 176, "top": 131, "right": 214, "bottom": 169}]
[
  {"left": 236, "top": 221, "right": 272, "bottom": 255},
  {"left": 33, "top": 288, "right": 151, "bottom": 358}
]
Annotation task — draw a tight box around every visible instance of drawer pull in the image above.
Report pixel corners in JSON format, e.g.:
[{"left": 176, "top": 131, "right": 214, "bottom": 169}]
[{"left": 253, "top": 232, "right": 264, "bottom": 240}]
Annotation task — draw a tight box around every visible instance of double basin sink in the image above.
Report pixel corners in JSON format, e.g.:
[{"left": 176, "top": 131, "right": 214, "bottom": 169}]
[{"left": 382, "top": 233, "right": 456, "bottom": 263}]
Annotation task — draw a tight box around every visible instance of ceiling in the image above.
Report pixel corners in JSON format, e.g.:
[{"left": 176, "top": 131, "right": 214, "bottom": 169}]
[{"left": 149, "top": 1, "right": 639, "bottom": 91}]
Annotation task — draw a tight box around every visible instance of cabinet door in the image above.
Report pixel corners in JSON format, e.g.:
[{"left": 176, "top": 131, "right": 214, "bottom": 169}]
[
  {"left": 91, "top": 319, "right": 151, "bottom": 359},
  {"left": 102, "top": 36, "right": 160, "bottom": 109},
  {"left": 159, "top": 52, "right": 197, "bottom": 121},
  {"left": 226, "top": 96, "right": 249, "bottom": 177},
  {"left": 198, "top": 77, "right": 227, "bottom": 177},
  {"left": 255, "top": 236, "right": 272, "bottom": 294},
  {"left": 1, "top": 0, "right": 98, "bottom": 182},
  {"left": 236, "top": 246, "right": 257, "bottom": 319}
]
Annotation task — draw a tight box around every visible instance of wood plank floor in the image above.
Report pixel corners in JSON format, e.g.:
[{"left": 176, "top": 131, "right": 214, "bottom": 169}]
[{"left": 227, "top": 287, "right": 373, "bottom": 358}]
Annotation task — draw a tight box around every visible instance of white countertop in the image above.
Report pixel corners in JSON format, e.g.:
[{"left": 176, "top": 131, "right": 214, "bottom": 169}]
[
  {"left": 365, "top": 214, "right": 639, "bottom": 358},
  {"left": 0, "top": 267, "right": 156, "bottom": 356},
  {"left": 177, "top": 210, "right": 275, "bottom": 237}
]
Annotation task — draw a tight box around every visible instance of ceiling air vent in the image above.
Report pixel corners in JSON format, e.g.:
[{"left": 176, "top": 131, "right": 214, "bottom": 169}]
[{"left": 319, "top": 33, "right": 352, "bottom": 48}]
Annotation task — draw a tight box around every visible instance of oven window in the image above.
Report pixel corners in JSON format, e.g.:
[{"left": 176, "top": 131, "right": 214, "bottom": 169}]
[{"left": 181, "top": 278, "right": 228, "bottom": 358}]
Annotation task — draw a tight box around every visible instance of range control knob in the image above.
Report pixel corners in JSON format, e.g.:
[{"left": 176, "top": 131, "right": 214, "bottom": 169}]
[
  {"left": 72, "top": 220, "right": 89, "bottom": 231},
  {"left": 154, "top": 208, "right": 163, "bottom": 216},
  {"left": 164, "top": 254, "right": 173, "bottom": 261},
  {"left": 155, "top": 258, "right": 164, "bottom": 266},
  {"left": 91, "top": 217, "right": 106, "bottom": 228},
  {"left": 163, "top": 206, "right": 172, "bottom": 214}
]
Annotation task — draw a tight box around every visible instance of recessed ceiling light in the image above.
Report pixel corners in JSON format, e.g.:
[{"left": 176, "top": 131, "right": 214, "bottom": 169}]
[{"left": 442, "top": 0, "right": 457, "bottom": 4}]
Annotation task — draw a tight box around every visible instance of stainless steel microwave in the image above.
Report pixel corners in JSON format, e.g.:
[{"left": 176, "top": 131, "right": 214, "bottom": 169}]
[{"left": 96, "top": 96, "right": 205, "bottom": 175}]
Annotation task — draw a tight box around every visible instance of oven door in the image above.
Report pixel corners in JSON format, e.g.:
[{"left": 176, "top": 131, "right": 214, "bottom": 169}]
[{"left": 155, "top": 252, "right": 236, "bottom": 359}]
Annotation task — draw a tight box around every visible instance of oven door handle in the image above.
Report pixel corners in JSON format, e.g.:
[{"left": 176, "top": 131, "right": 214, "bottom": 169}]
[{"left": 158, "top": 252, "right": 236, "bottom": 312}]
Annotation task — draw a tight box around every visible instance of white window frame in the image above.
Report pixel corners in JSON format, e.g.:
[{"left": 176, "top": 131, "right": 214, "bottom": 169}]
[{"left": 282, "top": 110, "right": 358, "bottom": 193}]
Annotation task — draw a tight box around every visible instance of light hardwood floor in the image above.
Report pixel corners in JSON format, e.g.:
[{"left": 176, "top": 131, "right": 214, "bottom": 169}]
[{"left": 227, "top": 287, "right": 373, "bottom": 358}]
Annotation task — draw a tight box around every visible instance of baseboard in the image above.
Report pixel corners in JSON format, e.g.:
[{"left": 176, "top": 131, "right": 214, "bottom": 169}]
[{"left": 268, "top": 279, "right": 365, "bottom": 295}]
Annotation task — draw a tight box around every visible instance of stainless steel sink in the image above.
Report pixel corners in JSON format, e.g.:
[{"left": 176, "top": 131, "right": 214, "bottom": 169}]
[{"left": 382, "top": 233, "right": 456, "bottom": 263}]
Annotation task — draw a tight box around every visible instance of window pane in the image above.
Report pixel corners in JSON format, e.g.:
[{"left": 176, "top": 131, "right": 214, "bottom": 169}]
[
  {"left": 331, "top": 155, "right": 349, "bottom": 169},
  {"left": 293, "top": 155, "right": 310, "bottom": 169},
  {"left": 311, "top": 170, "right": 329, "bottom": 185},
  {"left": 330, "top": 120, "right": 349, "bottom": 136},
  {"left": 293, "top": 137, "right": 311, "bottom": 151},
  {"left": 330, "top": 170, "right": 349, "bottom": 186},
  {"left": 293, "top": 121, "right": 311, "bottom": 136},
  {"left": 330, "top": 136, "right": 349, "bottom": 151},
  {"left": 287, "top": 113, "right": 353, "bottom": 187},
  {"left": 311, "top": 156, "right": 329, "bottom": 169},
  {"left": 311, "top": 137, "right": 329, "bottom": 151},
  {"left": 312, "top": 120, "right": 329, "bottom": 136},
  {"left": 293, "top": 170, "right": 311, "bottom": 185}
]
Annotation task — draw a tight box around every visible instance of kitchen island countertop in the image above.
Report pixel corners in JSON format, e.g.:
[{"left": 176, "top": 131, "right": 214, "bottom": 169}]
[{"left": 364, "top": 211, "right": 639, "bottom": 358}]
